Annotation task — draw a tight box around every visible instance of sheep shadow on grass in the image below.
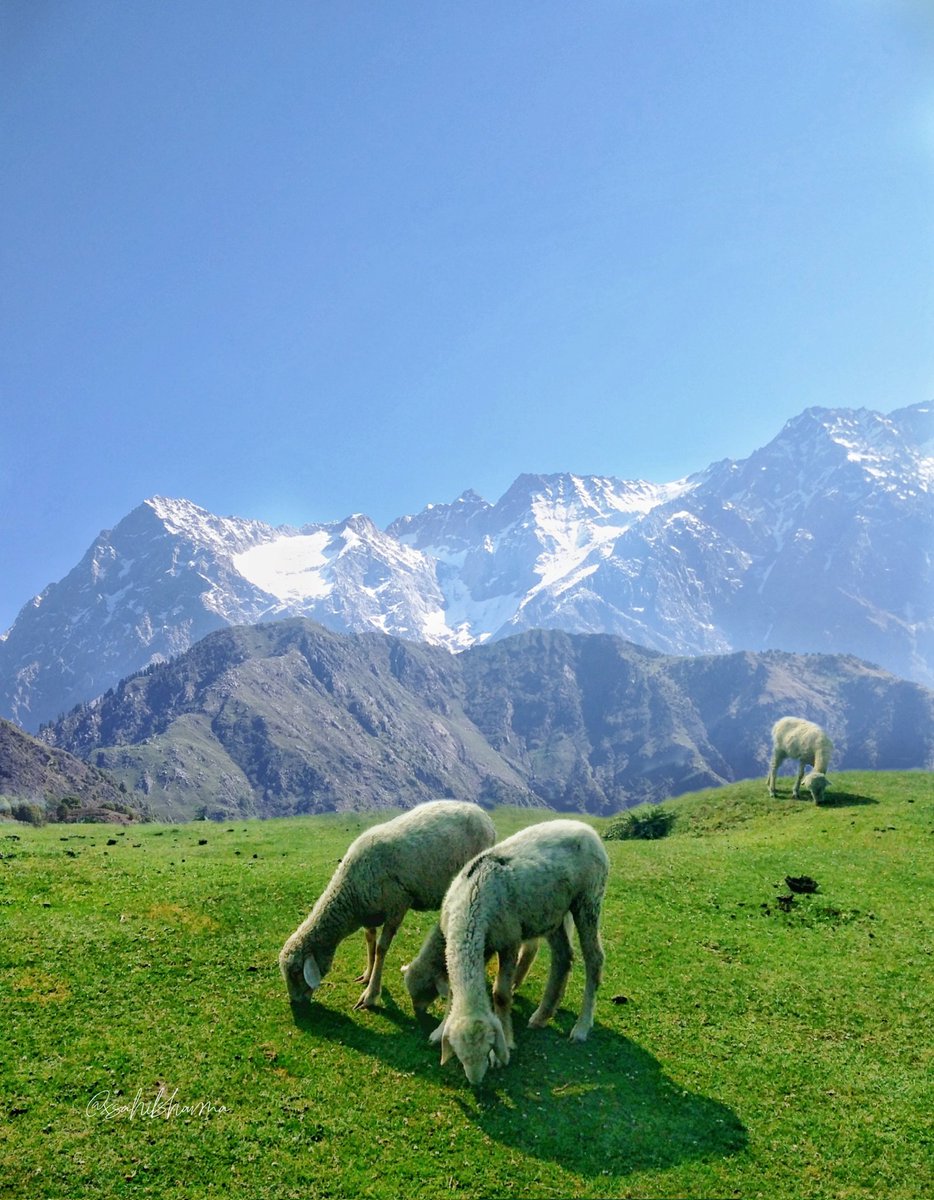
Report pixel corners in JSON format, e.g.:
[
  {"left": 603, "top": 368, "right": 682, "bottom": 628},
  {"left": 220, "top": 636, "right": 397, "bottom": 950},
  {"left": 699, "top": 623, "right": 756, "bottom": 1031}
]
[
  {"left": 815, "top": 790, "right": 878, "bottom": 808},
  {"left": 450, "top": 995, "right": 748, "bottom": 1177},
  {"left": 288, "top": 989, "right": 747, "bottom": 1178}
]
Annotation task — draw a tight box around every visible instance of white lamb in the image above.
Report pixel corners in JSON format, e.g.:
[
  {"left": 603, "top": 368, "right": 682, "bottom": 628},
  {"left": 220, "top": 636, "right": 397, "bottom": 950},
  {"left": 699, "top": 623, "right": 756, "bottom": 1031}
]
[
  {"left": 279, "top": 800, "right": 496, "bottom": 1011},
  {"left": 435, "top": 819, "right": 609, "bottom": 1084},
  {"left": 767, "top": 716, "right": 833, "bottom": 804}
]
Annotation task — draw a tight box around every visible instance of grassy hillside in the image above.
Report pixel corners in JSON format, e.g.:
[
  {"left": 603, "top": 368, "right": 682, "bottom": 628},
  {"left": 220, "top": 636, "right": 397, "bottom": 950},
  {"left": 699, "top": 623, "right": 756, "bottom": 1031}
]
[{"left": 1, "top": 771, "right": 931, "bottom": 1199}]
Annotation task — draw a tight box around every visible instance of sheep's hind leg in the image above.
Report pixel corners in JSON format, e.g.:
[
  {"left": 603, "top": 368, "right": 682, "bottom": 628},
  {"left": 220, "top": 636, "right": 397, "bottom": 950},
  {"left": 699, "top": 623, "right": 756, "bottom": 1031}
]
[
  {"left": 355, "top": 927, "right": 378, "bottom": 984},
  {"left": 569, "top": 895, "right": 605, "bottom": 1044},
  {"left": 354, "top": 917, "right": 403, "bottom": 1010},
  {"left": 528, "top": 917, "right": 573, "bottom": 1030}
]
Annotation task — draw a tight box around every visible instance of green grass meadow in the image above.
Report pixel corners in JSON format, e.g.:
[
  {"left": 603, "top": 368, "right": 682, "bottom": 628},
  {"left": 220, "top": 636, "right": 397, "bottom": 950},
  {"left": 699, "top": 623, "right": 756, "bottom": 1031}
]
[{"left": 1, "top": 771, "right": 931, "bottom": 1199}]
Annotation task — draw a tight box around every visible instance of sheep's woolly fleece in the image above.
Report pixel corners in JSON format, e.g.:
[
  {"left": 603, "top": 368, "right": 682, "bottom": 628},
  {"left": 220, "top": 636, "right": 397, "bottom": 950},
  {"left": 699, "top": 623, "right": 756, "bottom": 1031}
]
[
  {"left": 279, "top": 800, "right": 496, "bottom": 1009},
  {"left": 437, "top": 819, "right": 609, "bottom": 1084}
]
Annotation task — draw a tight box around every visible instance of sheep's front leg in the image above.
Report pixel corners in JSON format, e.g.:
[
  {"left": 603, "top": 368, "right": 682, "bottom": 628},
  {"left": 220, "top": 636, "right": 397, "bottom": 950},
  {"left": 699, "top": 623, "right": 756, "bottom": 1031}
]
[
  {"left": 354, "top": 917, "right": 403, "bottom": 1010},
  {"left": 355, "top": 927, "right": 378, "bottom": 984},
  {"left": 493, "top": 945, "right": 519, "bottom": 1052},
  {"left": 792, "top": 761, "right": 805, "bottom": 799}
]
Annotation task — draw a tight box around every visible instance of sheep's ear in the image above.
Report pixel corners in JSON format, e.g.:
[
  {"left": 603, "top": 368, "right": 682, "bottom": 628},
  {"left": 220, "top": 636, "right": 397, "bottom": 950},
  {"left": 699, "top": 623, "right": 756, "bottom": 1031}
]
[
  {"left": 440, "top": 1032, "right": 454, "bottom": 1065},
  {"left": 303, "top": 955, "right": 322, "bottom": 990}
]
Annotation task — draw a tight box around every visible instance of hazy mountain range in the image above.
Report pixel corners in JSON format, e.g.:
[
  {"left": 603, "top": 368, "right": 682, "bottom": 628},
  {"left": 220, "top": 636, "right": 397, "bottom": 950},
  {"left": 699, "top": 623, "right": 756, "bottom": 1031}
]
[
  {"left": 1, "top": 401, "right": 931, "bottom": 732},
  {"left": 41, "top": 620, "right": 934, "bottom": 820}
]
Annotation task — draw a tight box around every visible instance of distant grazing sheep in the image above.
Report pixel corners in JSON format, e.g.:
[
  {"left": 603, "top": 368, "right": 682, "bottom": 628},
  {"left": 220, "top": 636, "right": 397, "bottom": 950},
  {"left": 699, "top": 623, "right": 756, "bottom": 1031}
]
[
  {"left": 767, "top": 717, "right": 833, "bottom": 804},
  {"left": 279, "top": 801, "right": 496, "bottom": 1011},
  {"left": 434, "top": 820, "right": 609, "bottom": 1084}
]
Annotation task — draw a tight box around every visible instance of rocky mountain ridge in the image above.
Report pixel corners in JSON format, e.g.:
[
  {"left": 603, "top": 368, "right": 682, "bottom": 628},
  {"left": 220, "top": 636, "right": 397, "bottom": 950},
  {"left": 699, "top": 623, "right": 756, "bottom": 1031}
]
[{"left": 43, "top": 620, "right": 934, "bottom": 820}]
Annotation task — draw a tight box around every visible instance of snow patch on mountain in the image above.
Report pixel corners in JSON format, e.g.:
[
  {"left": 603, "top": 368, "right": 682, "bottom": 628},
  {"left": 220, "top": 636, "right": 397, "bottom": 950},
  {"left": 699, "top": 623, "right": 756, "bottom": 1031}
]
[{"left": 233, "top": 532, "right": 334, "bottom": 601}]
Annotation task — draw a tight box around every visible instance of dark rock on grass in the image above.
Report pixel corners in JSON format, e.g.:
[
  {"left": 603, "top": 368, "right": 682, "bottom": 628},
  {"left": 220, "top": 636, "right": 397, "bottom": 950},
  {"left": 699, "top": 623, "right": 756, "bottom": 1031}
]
[{"left": 785, "top": 875, "right": 819, "bottom": 893}]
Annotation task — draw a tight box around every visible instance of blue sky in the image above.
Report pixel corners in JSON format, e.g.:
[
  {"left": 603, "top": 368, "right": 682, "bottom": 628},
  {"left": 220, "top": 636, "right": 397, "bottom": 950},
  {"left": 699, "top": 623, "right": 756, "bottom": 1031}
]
[{"left": 2, "top": 0, "right": 932, "bottom": 632}]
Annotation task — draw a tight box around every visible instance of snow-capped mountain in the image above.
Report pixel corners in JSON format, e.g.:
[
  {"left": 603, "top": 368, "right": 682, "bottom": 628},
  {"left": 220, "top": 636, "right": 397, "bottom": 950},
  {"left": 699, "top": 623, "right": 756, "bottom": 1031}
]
[
  {"left": 386, "top": 474, "right": 694, "bottom": 645},
  {"left": 1, "top": 401, "right": 931, "bottom": 730}
]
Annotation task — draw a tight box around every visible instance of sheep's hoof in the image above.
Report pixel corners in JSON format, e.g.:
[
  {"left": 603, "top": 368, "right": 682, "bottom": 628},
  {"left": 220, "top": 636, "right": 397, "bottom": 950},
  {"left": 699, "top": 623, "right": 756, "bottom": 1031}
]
[
  {"left": 353, "top": 991, "right": 380, "bottom": 1011},
  {"left": 527, "top": 1010, "right": 550, "bottom": 1029},
  {"left": 354, "top": 972, "right": 371, "bottom": 984},
  {"left": 569, "top": 1024, "right": 590, "bottom": 1044}
]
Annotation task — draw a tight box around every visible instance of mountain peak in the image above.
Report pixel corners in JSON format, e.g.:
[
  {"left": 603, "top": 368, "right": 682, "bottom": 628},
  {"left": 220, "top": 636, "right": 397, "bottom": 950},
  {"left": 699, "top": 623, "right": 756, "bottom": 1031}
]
[
  {"left": 144, "top": 494, "right": 208, "bottom": 522},
  {"left": 136, "top": 494, "right": 278, "bottom": 556},
  {"left": 456, "top": 488, "right": 487, "bottom": 506},
  {"left": 747, "top": 403, "right": 932, "bottom": 498},
  {"left": 338, "top": 512, "right": 378, "bottom": 535}
]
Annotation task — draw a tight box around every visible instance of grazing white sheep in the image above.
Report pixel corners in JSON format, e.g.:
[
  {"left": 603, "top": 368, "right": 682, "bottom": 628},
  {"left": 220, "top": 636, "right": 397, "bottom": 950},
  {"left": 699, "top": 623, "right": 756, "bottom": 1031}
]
[
  {"left": 401, "top": 921, "right": 539, "bottom": 1013},
  {"left": 279, "top": 800, "right": 495, "bottom": 1011},
  {"left": 767, "top": 716, "right": 833, "bottom": 804},
  {"left": 435, "top": 819, "right": 609, "bottom": 1084}
]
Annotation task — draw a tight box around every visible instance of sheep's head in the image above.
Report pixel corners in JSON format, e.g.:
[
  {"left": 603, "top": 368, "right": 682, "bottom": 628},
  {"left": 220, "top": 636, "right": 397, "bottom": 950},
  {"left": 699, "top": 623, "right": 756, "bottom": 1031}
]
[
  {"left": 279, "top": 938, "right": 332, "bottom": 1004},
  {"left": 440, "top": 1014, "right": 509, "bottom": 1085},
  {"left": 402, "top": 924, "right": 448, "bottom": 1012},
  {"left": 804, "top": 770, "right": 829, "bottom": 804}
]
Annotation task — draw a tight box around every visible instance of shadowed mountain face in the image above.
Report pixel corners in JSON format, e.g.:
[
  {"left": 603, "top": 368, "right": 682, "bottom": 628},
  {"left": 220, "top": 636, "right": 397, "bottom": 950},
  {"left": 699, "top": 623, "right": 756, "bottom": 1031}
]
[
  {"left": 2, "top": 402, "right": 932, "bottom": 730},
  {"left": 0, "top": 715, "right": 132, "bottom": 821},
  {"left": 43, "top": 621, "right": 934, "bottom": 820}
]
